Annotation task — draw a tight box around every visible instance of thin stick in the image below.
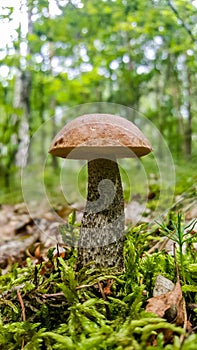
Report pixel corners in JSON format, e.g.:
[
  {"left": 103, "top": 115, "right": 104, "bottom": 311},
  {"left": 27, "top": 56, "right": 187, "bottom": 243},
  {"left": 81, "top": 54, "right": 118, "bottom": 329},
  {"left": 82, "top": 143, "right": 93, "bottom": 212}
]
[
  {"left": 173, "top": 244, "right": 188, "bottom": 343},
  {"left": 42, "top": 292, "right": 64, "bottom": 298},
  {"left": 180, "top": 297, "right": 188, "bottom": 344},
  {"left": 17, "top": 290, "right": 26, "bottom": 322},
  {"left": 76, "top": 282, "right": 96, "bottom": 290},
  {"left": 98, "top": 281, "right": 107, "bottom": 301},
  {"left": 17, "top": 290, "right": 26, "bottom": 350},
  {"left": 98, "top": 281, "right": 111, "bottom": 320},
  {"left": 167, "top": 0, "right": 195, "bottom": 42}
]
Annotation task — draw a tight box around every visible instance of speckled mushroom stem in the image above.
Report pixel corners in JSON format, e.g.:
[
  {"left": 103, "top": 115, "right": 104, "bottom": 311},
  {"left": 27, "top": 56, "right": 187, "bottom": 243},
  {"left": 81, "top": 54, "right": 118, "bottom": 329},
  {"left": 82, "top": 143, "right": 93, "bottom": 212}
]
[{"left": 77, "top": 157, "right": 125, "bottom": 271}]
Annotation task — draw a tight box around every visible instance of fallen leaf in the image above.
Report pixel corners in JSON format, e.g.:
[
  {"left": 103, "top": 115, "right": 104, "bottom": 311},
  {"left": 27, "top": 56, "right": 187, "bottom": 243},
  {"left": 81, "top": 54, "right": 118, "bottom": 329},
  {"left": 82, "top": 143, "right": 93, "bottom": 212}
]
[
  {"left": 103, "top": 279, "right": 113, "bottom": 295},
  {"left": 153, "top": 274, "right": 174, "bottom": 297},
  {"left": 0, "top": 231, "right": 40, "bottom": 267},
  {"left": 146, "top": 280, "right": 185, "bottom": 326}
]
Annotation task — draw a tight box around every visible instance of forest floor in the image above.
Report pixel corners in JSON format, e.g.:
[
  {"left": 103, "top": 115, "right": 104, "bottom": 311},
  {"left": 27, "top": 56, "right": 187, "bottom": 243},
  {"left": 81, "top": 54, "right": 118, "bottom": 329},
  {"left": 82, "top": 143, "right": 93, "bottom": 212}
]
[{"left": 0, "top": 174, "right": 197, "bottom": 349}]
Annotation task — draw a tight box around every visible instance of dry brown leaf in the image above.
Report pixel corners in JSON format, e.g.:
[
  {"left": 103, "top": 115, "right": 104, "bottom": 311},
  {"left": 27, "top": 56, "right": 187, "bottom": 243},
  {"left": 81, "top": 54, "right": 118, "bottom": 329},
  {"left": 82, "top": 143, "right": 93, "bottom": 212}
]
[
  {"left": 185, "top": 203, "right": 197, "bottom": 220},
  {"left": 103, "top": 279, "right": 114, "bottom": 295},
  {"left": 56, "top": 206, "right": 72, "bottom": 219},
  {"left": 0, "top": 204, "right": 33, "bottom": 241},
  {"left": 146, "top": 281, "right": 185, "bottom": 326}
]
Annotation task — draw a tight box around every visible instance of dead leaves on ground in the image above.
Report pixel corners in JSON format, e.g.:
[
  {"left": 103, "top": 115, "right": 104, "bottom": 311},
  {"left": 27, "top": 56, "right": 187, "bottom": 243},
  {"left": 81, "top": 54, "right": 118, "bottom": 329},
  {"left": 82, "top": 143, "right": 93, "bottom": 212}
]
[
  {"left": 0, "top": 202, "right": 74, "bottom": 269},
  {"left": 146, "top": 279, "right": 185, "bottom": 326},
  {"left": 146, "top": 275, "right": 193, "bottom": 345}
]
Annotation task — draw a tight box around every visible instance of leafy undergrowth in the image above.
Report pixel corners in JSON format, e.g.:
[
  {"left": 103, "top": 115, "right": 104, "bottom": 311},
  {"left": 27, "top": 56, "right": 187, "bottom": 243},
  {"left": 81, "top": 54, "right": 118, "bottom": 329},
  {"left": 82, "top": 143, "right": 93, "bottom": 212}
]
[{"left": 0, "top": 215, "right": 197, "bottom": 350}]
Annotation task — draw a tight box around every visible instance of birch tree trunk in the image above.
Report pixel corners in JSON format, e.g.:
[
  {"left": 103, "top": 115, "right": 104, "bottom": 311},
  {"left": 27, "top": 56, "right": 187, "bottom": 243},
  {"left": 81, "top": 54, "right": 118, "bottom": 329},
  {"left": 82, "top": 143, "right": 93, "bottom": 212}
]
[{"left": 15, "top": 0, "right": 33, "bottom": 167}]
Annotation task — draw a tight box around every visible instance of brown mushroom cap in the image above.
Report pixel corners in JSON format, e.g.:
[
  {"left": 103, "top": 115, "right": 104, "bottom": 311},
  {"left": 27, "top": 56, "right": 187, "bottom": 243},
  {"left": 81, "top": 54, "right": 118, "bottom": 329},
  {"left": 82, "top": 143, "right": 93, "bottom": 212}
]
[{"left": 49, "top": 114, "right": 152, "bottom": 159}]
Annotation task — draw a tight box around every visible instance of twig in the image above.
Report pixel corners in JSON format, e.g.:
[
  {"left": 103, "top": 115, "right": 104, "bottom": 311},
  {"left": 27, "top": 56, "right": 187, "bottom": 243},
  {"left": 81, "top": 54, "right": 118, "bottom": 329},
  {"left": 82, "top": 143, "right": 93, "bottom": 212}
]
[
  {"left": 187, "top": 303, "right": 197, "bottom": 310},
  {"left": 17, "top": 290, "right": 26, "bottom": 322},
  {"left": 147, "top": 237, "right": 170, "bottom": 254},
  {"left": 98, "top": 281, "right": 111, "bottom": 320},
  {"left": 173, "top": 244, "right": 188, "bottom": 343},
  {"left": 180, "top": 297, "right": 188, "bottom": 344},
  {"left": 42, "top": 292, "right": 64, "bottom": 298},
  {"left": 0, "top": 283, "right": 25, "bottom": 298},
  {"left": 76, "top": 283, "right": 96, "bottom": 290},
  {"left": 167, "top": 0, "right": 196, "bottom": 42},
  {"left": 17, "top": 290, "right": 26, "bottom": 350},
  {"left": 98, "top": 281, "right": 107, "bottom": 301},
  {"left": 34, "top": 265, "right": 38, "bottom": 287}
]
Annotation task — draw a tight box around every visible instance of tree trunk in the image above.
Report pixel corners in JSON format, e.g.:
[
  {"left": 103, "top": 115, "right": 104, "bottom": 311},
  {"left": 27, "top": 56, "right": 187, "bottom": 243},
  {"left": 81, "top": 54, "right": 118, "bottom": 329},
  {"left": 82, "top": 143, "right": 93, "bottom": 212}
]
[
  {"left": 184, "top": 66, "right": 192, "bottom": 160},
  {"left": 15, "top": 0, "right": 33, "bottom": 167}
]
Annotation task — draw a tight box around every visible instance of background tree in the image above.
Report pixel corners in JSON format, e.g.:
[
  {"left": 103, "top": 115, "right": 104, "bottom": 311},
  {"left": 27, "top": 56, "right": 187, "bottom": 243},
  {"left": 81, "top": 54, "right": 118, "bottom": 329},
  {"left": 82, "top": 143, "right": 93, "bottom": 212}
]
[{"left": 0, "top": 0, "right": 196, "bottom": 192}]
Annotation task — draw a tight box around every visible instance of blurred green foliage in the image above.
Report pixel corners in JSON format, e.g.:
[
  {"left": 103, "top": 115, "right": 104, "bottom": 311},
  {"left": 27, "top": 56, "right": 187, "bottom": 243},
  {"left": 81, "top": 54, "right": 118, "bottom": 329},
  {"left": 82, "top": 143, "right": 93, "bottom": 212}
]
[{"left": 0, "top": 0, "right": 197, "bottom": 201}]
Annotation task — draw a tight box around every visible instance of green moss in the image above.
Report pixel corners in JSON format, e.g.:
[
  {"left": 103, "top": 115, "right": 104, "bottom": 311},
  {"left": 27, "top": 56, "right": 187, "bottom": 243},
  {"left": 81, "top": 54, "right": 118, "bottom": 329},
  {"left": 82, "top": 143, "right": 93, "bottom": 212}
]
[{"left": 0, "top": 214, "right": 197, "bottom": 349}]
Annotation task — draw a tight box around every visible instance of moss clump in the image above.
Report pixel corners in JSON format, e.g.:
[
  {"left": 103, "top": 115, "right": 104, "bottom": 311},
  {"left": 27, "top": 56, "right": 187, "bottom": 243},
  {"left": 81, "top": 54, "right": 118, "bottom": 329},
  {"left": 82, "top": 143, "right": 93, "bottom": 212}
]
[{"left": 0, "top": 217, "right": 197, "bottom": 349}]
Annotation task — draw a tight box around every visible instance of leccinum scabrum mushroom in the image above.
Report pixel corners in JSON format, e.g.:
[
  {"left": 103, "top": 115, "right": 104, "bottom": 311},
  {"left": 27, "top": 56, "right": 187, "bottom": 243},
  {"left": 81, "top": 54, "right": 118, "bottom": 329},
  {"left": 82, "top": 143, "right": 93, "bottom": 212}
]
[{"left": 49, "top": 114, "right": 152, "bottom": 271}]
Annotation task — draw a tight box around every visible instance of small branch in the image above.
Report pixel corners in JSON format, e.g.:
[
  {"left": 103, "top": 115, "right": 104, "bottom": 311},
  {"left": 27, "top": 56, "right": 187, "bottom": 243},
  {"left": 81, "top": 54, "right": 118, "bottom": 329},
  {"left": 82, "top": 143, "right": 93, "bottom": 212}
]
[
  {"left": 17, "top": 290, "right": 26, "bottom": 322},
  {"left": 76, "top": 283, "right": 96, "bottom": 290},
  {"left": 187, "top": 303, "right": 197, "bottom": 310},
  {"left": 147, "top": 237, "right": 170, "bottom": 254},
  {"left": 98, "top": 281, "right": 111, "bottom": 320},
  {"left": 17, "top": 289, "right": 26, "bottom": 349},
  {"left": 0, "top": 284, "right": 25, "bottom": 298},
  {"left": 167, "top": 0, "right": 196, "bottom": 42},
  {"left": 42, "top": 292, "right": 64, "bottom": 298},
  {"left": 98, "top": 281, "right": 107, "bottom": 301},
  {"left": 180, "top": 297, "right": 188, "bottom": 344}
]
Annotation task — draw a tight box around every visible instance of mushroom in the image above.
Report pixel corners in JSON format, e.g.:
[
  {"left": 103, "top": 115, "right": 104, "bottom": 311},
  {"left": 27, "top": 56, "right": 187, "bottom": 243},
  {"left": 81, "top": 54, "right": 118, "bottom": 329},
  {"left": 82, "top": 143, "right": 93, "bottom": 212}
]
[{"left": 49, "top": 114, "right": 152, "bottom": 271}]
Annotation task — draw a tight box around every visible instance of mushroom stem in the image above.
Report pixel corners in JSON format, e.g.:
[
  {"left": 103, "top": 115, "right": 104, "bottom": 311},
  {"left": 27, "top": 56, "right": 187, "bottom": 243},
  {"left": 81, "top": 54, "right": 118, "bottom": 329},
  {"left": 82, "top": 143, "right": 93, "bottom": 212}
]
[{"left": 77, "top": 157, "right": 125, "bottom": 271}]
